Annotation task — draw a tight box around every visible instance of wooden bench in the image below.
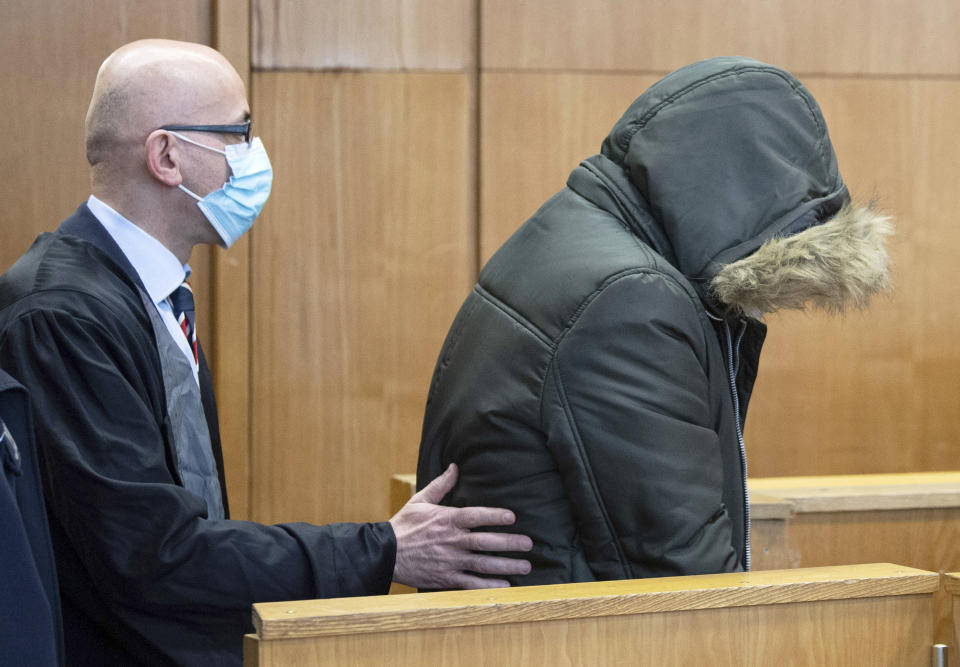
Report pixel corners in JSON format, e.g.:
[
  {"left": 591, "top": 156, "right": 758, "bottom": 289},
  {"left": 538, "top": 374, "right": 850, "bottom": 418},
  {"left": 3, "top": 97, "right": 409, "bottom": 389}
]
[
  {"left": 750, "top": 472, "right": 960, "bottom": 570},
  {"left": 750, "top": 471, "right": 960, "bottom": 649}
]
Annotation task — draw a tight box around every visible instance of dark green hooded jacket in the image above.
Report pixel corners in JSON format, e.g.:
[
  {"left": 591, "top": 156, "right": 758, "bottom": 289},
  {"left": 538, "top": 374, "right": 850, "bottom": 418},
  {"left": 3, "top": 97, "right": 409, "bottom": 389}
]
[{"left": 417, "top": 56, "right": 849, "bottom": 583}]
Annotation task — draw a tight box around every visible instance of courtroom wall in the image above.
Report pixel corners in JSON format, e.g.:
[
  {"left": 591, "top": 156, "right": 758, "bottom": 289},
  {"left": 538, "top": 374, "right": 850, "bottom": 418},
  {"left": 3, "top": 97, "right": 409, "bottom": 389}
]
[
  {"left": 244, "top": 1, "right": 477, "bottom": 524},
  {"left": 3, "top": 2, "right": 959, "bottom": 528},
  {"left": 243, "top": 0, "right": 960, "bottom": 526}
]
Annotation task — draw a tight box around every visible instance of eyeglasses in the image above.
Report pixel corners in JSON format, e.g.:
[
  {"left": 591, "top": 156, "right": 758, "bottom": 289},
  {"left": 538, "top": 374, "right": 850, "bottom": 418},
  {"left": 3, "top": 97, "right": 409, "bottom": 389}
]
[{"left": 160, "top": 120, "right": 252, "bottom": 143}]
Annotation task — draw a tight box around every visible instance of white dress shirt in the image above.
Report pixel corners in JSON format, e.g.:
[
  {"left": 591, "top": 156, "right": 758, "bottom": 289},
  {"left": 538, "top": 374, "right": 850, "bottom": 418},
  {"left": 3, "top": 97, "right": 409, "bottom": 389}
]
[{"left": 86, "top": 195, "right": 200, "bottom": 384}]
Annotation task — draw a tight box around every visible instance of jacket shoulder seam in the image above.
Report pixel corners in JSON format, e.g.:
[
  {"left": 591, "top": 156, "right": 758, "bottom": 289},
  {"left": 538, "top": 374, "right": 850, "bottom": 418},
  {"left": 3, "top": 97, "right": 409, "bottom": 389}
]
[
  {"left": 577, "top": 160, "right": 658, "bottom": 249},
  {"left": 539, "top": 266, "right": 705, "bottom": 420},
  {"left": 556, "top": 267, "right": 697, "bottom": 345},
  {"left": 473, "top": 284, "right": 553, "bottom": 349}
]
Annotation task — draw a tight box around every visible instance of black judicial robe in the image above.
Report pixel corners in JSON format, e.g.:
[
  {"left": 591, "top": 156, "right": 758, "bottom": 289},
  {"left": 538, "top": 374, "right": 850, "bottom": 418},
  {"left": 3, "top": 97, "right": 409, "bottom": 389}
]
[{"left": 0, "top": 204, "right": 396, "bottom": 666}]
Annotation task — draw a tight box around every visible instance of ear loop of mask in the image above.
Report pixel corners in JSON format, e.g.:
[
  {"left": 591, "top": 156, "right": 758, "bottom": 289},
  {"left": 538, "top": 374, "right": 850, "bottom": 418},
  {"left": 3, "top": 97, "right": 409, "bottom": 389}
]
[
  {"left": 168, "top": 130, "right": 227, "bottom": 155},
  {"left": 168, "top": 130, "right": 227, "bottom": 201}
]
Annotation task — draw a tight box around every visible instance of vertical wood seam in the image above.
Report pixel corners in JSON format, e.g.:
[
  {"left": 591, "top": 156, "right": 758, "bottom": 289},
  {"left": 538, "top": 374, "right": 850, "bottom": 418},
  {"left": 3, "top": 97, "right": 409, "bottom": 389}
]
[
  {"left": 243, "top": 0, "right": 256, "bottom": 521},
  {"left": 472, "top": 0, "right": 482, "bottom": 278}
]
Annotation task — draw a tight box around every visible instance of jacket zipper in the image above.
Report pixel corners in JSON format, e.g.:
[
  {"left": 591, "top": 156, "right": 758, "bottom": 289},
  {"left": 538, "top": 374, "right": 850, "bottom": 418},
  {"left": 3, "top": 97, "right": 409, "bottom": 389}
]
[{"left": 723, "top": 318, "right": 750, "bottom": 570}]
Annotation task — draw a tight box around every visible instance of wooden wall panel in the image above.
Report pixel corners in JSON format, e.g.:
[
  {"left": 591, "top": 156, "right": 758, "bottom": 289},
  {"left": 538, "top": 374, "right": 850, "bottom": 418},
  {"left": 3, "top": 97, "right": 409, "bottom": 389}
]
[
  {"left": 211, "top": 0, "right": 254, "bottom": 519},
  {"left": 250, "top": 72, "right": 473, "bottom": 524},
  {"left": 481, "top": 0, "right": 960, "bottom": 75},
  {"left": 244, "top": 2, "right": 960, "bottom": 524},
  {"left": 480, "top": 72, "right": 658, "bottom": 261},
  {"left": 252, "top": 0, "right": 474, "bottom": 70}
]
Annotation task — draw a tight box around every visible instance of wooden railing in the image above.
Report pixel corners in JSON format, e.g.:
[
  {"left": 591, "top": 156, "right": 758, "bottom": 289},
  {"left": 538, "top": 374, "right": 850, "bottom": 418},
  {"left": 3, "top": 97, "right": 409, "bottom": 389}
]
[
  {"left": 390, "top": 471, "right": 960, "bottom": 651},
  {"left": 245, "top": 563, "right": 939, "bottom": 666}
]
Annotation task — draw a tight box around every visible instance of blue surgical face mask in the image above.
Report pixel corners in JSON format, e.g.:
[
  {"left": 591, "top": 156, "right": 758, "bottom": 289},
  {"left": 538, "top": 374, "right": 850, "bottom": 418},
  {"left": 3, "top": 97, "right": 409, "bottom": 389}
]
[{"left": 172, "top": 132, "right": 274, "bottom": 248}]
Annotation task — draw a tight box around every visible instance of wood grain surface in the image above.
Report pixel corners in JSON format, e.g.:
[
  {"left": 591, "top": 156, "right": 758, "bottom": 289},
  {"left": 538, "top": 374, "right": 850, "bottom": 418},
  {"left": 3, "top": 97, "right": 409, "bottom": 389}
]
[
  {"left": 253, "top": 562, "right": 936, "bottom": 638},
  {"left": 247, "top": 564, "right": 937, "bottom": 666},
  {"left": 252, "top": 0, "right": 474, "bottom": 70},
  {"left": 247, "top": 594, "right": 934, "bottom": 666},
  {"left": 480, "top": 0, "right": 960, "bottom": 75},
  {"left": 249, "top": 71, "right": 473, "bottom": 524}
]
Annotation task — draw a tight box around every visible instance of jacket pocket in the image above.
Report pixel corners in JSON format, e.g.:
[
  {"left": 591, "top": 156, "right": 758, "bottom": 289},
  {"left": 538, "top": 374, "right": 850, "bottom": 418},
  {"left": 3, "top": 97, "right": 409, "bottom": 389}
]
[{"left": 666, "top": 504, "right": 738, "bottom": 575}]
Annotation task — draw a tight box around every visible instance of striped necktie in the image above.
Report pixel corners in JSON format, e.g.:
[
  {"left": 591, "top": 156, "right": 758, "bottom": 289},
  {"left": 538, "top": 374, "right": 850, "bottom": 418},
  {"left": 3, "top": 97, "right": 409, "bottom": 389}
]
[{"left": 168, "top": 282, "right": 198, "bottom": 364}]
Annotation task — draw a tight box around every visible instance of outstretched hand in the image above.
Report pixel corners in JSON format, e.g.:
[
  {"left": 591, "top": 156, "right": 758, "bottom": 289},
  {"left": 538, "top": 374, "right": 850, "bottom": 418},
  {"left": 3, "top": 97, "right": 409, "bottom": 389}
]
[{"left": 389, "top": 463, "right": 533, "bottom": 589}]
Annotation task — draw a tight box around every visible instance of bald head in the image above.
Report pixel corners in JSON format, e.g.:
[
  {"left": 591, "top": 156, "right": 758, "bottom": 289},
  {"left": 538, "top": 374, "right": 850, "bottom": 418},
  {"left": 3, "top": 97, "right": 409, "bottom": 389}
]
[{"left": 85, "top": 39, "right": 246, "bottom": 168}]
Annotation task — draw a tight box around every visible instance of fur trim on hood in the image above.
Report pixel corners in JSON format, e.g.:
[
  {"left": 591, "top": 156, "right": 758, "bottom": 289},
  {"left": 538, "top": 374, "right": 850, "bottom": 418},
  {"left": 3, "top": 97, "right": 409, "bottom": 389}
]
[{"left": 709, "top": 205, "right": 893, "bottom": 315}]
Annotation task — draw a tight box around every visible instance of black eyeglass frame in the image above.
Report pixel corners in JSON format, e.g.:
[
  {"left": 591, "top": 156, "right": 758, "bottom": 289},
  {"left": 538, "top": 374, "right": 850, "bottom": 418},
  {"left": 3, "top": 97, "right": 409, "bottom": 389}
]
[{"left": 160, "top": 120, "right": 252, "bottom": 143}]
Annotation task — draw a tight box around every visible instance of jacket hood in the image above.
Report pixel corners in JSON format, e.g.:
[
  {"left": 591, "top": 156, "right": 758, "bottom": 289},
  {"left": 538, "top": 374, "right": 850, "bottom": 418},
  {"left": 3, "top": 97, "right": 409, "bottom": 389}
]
[{"left": 598, "top": 56, "right": 849, "bottom": 285}]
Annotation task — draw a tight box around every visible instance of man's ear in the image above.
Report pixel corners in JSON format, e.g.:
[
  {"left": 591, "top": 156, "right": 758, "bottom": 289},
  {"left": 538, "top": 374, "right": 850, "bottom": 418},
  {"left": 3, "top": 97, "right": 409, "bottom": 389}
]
[{"left": 144, "top": 130, "right": 182, "bottom": 187}]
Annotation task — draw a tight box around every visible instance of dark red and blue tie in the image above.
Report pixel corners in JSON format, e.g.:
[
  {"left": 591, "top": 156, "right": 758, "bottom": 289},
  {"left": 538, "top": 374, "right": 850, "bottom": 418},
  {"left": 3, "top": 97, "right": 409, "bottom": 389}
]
[{"left": 168, "top": 282, "right": 198, "bottom": 364}]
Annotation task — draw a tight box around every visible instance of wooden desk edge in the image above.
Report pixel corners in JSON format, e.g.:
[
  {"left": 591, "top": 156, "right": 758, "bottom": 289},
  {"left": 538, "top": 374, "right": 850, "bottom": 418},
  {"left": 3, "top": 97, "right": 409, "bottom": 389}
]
[
  {"left": 749, "top": 472, "right": 960, "bottom": 512},
  {"left": 252, "top": 563, "right": 938, "bottom": 641},
  {"left": 749, "top": 493, "right": 795, "bottom": 520},
  {"left": 749, "top": 471, "right": 960, "bottom": 488},
  {"left": 944, "top": 572, "right": 960, "bottom": 595}
]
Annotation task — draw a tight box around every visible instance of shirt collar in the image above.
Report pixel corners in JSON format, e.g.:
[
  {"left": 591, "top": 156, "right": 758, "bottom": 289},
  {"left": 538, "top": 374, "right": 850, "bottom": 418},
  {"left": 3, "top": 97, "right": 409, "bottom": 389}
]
[{"left": 86, "top": 195, "right": 190, "bottom": 305}]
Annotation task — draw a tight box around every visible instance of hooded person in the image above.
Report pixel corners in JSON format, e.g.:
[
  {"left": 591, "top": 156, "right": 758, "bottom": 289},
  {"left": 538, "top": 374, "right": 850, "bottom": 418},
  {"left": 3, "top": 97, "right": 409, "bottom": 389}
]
[{"left": 416, "top": 56, "right": 892, "bottom": 584}]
